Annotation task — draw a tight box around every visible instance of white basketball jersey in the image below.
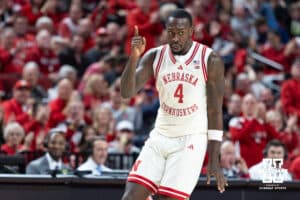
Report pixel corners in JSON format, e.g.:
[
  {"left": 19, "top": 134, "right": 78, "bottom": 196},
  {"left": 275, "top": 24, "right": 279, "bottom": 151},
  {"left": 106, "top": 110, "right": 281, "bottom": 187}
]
[{"left": 152, "top": 41, "right": 213, "bottom": 137}]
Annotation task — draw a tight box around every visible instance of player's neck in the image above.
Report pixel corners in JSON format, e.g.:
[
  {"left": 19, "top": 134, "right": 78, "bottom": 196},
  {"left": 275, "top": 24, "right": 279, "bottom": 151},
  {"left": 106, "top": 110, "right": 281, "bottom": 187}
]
[{"left": 176, "top": 40, "right": 193, "bottom": 55}]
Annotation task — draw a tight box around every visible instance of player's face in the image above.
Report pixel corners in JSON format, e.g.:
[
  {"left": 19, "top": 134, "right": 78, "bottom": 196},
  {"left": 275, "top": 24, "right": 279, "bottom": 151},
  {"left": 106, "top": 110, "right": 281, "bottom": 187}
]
[{"left": 166, "top": 17, "right": 193, "bottom": 55}]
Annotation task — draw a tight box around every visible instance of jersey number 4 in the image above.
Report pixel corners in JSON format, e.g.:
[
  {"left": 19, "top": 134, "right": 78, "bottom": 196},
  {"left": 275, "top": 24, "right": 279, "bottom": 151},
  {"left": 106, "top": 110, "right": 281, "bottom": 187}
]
[{"left": 174, "top": 84, "right": 184, "bottom": 103}]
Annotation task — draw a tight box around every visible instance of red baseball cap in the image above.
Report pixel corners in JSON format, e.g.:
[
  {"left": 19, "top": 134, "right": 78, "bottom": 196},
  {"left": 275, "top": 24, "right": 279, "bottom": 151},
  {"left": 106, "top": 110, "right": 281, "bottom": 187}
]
[
  {"left": 96, "top": 27, "right": 108, "bottom": 36},
  {"left": 14, "top": 80, "right": 31, "bottom": 90}
]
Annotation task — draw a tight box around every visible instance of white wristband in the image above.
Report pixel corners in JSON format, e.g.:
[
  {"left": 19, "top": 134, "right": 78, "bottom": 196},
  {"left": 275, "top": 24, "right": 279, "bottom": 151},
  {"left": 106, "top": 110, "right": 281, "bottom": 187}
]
[{"left": 207, "top": 130, "right": 223, "bottom": 141}]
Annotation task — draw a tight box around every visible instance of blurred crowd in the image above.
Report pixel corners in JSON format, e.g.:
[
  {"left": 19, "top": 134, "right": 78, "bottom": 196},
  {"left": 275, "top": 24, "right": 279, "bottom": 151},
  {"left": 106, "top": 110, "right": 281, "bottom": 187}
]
[{"left": 0, "top": 0, "right": 300, "bottom": 180}]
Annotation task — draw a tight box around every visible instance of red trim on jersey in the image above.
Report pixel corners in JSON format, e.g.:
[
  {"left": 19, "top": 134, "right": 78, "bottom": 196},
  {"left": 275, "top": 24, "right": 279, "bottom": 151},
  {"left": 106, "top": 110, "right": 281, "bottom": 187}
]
[
  {"left": 155, "top": 45, "right": 167, "bottom": 79},
  {"left": 168, "top": 46, "right": 176, "bottom": 64},
  {"left": 185, "top": 42, "right": 200, "bottom": 65},
  {"left": 158, "top": 186, "right": 189, "bottom": 200},
  {"left": 201, "top": 46, "right": 208, "bottom": 82},
  {"left": 127, "top": 174, "right": 158, "bottom": 193}
]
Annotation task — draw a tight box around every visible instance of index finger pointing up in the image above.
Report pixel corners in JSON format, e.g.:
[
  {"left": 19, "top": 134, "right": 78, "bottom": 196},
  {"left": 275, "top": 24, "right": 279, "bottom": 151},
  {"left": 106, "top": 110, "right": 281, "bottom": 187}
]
[{"left": 134, "top": 25, "right": 139, "bottom": 36}]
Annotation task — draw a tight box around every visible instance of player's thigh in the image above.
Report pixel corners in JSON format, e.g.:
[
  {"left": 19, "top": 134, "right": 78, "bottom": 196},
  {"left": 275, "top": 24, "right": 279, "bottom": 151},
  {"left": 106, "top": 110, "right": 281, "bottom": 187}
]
[
  {"left": 158, "top": 134, "right": 207, "bottom": 199},
  {"left": 127, "top": 131, "right": 166, "bottom": 194}
]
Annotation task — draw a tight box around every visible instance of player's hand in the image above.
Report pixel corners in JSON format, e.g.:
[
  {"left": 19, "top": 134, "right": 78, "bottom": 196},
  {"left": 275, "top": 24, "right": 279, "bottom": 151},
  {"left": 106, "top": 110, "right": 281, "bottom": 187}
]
[
  {"left": 206, "top": 165, "right": 228, "bottom": 193},
  {"left": 131, "top": 25, "right": 146, "bottom": 58}
]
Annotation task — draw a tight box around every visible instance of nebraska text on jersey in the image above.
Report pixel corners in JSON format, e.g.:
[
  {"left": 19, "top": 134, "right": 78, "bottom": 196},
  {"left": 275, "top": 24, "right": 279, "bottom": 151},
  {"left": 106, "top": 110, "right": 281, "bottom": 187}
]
[
  {"left": 161, "top": 102, "right": 198, "bottom": 116},
  {"left": 162, "top": 72, "right": 199, "bottom": 86}
]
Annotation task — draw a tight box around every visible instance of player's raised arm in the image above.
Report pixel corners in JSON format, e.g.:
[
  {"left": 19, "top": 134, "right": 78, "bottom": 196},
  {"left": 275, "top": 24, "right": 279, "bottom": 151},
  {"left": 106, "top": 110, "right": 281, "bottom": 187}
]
[
  {"left": 205, "top": 52, "right": 228, "bottom": 193},
  {"left": 120, "top": 25, "right": 156, "bottom": 98}
]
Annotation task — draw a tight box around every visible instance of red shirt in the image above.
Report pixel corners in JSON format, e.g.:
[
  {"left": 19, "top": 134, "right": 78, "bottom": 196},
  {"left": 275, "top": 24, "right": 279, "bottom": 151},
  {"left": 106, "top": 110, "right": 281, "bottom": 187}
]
[
  {"left": 261, "top": 45, "right": 290, "bottom": 74},
  {"left": 1, "top": 98, "right": 31, "bottom": 125},
  {"left": 48, "top": 98, "right": 67, "bottom": 128},
  {"left": 21, "top": 3, "right": 43, "bottom": 26},
  {"left": 0, "top": 47, "right": 13, "bottom": 69},
  {"left": 23, "top": 119, "right": 49, "bottom": 151},
  {"left": 58, "top": 17, "right": 78, "bottom": 39},
  {"left": 234, "top": 49, "right": 247, "bottom": 74},
  {"left": 229, "top": 116, "right": 279, "bottom": 167},
  {"left": 0, "top": 144, "right": 23, "bottom": 155},
  {"left": 26, "top": 46, "right": 60, "bottom": 74},
  {"left": 83, "top": 94, "right": 109, "bottom": 111},
  {"left": 281, "top": 79, "right": 300, "bottom": 119},
  {"left": 10, "top": 34, "right": 36, "bottom": 74},
  {"left": 83, "top": 36, "right": 95, "bottom": 53},
  {"left": 290, "top": 156, "right": 300, "bottom": 180},
  {"left": 125, "top": 7, "right": 163, "bottom": 55}
]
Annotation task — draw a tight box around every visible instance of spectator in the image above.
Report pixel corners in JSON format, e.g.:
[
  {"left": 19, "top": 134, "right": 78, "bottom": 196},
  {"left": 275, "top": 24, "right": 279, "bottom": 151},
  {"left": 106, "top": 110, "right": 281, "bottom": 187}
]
[
  {"left": 1, "top": 80, "right": 32, "bottom": 125},
  {"left": 13, "top": 16, "right": 36, "bottom": 72},
  {"left": 230, "top": 5, "right": 257, "bottom": 39},
  {"left": 21, "top": 0, "right": 45, "bottom": 26},
  {"left": 258, "top": 88, "right": 275, "bottom": 111},
  {"left": 92, "top": 106, "right": 115, "bottom": 142},
  {"left": 40, "top": 0, "right": 65, "bottom": 29},
  {"left": 106, "top": 21, "right": 126, "bottom": 48},
  {"left": 47, "top": 65, "right": 77, "bottom": 100},
  {"left": 108, "top": 120, "right": 140, "bottom": 154},
  {"left": 78, "top": 126, "right": 97, "bottom": 154},
  {"left": 23, "top": 103, "right": 50, "bottom": 151},
  {"left": 125, "top": 0, "right": 163, "bottom": 54},
  {"left": 260, "top": 30, "right": 292, "bottom": 74},
  {"left": 0, "top": 28, "right": 18, "bottom": 74},
  {"left": 77, "top": 136, "right": 112, "bottom": 175},
  {"left": 102, "top": 79, "right": 143, "bottom": 132},
  {"left": 56, "top": 100, "right": 87, "bottom": 152},
  {"left": 0, "top": 122, "right": 28, "bottom": 155},
  {"left": 249, "top": 65, "right": 267, "bottom": 99},
  {"left": 58, "top": 3, "right": 83, "bottom": 41},
  {"left": 26, "top": 29, "right": 60, "bottom": 75},
  {"left": 220, "top": 140, "right": 249, "bottom": 178},
  {"left": 249, "top": 139, "right": 292, "bottom": 181},
  {"left": 48, "top": 78, "right": 73, "bottom": 128},
  {"left": 229, "top": 93, "right": 279, "bottom": 167},
  {"left": 266, "top": 110, "right": 299, "bottom": 159},
  {"left": 254, "top": 17, "right": 269, "bottom": 48},
  {"left": 85, "top": 27, "right": 112, "bottom": 66},
  {"left": 234, "top": 73, "right": 251, "bottom": 97},
  {"left": 82, "top": 74, "right": 109, "bottom": 112},
  {"left": 22, "top": 61, "right": 47, "bottom": 102},
  {"left": 35, "top": 16, "right": 54, "bottom": 34},
  {"left": 26, "top": 128, "right": 70, "bottom": 174},
  {"left": 58, "top": 34, "right": 88, "bottom": 76},
  {"left": 104, "top": 54, "right": 128, "bottom": 86},
  {"left": 77, "top": 18, "right": 95, "bottom": 53},
  {"left": 281, "top": 60, "right": 300, "bottom": 123},
  {"left": 79, "top": 55, "right": 116, "bottom": 93}
]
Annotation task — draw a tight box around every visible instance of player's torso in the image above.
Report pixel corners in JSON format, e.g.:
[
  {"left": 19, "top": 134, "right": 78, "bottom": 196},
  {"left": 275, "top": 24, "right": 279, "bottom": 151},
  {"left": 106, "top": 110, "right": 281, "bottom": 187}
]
[{"left": 153, "top": 42, "right": 212, "bottom": 137}]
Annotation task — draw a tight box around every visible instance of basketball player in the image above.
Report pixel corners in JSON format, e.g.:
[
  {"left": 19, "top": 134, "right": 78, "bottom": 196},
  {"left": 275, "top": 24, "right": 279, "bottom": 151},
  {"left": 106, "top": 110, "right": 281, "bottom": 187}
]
[{"left": 120, "top": 9, "right": 227, "bottom": 200}]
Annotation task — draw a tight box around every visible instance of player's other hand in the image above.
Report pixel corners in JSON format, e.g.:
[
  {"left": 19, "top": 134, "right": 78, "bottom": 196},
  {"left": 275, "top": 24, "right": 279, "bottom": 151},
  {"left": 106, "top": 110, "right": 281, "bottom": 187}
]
[
  {"left": 131, "top": 25, "right": 146, "bottom": 58},
  {"left": 206, "top": 165, "right": 228, "bottom": 193}
]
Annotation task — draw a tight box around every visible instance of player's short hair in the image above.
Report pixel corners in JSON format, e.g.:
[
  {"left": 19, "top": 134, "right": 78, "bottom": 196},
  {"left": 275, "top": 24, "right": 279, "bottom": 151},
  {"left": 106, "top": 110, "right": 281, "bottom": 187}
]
[{"left": 166, "top": 9, "right": 193, "bottom": 27}]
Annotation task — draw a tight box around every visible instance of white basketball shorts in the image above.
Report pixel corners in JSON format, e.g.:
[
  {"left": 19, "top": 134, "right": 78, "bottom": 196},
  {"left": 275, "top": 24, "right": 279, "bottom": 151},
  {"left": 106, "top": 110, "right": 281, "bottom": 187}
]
[{"left": 127, "top": 130, "right": 207, "bottom": 199}]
